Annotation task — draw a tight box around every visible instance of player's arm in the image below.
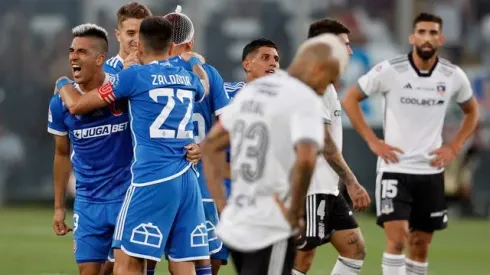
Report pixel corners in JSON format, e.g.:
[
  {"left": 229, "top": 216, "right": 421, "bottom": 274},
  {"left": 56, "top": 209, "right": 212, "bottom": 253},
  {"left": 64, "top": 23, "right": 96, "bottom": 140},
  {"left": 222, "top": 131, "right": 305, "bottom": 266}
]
[
  {"left": 286, "top": 102, "right": 324, "bottom": 229},
  {"left": 430, "top": 68, "right": 480, "bottom": 168},
  {"left": 58, "top": 85, "right": 107, "bottom": 115},
  {"left": 181, "top": 52, "right": 210, "bottom": 100},
  {"left": 342, "top": 62, "right": 403, "bottom": 163},
  {"left": 323, "top": 124, "right": 370, "bottom": 210},
  {"left": 201, "top": 122, "right": 229, "bottom": 213},
  {"left": 52, "top": 134, "right": 73, "bottom": 235}
]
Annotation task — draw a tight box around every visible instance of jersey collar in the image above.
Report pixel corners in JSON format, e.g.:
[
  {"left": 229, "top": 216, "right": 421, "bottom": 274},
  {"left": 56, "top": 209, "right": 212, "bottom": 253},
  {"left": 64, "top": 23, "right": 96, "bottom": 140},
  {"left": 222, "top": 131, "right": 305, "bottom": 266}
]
[{"left": 408, "top": 51, "right": 438, "bottom": 78}]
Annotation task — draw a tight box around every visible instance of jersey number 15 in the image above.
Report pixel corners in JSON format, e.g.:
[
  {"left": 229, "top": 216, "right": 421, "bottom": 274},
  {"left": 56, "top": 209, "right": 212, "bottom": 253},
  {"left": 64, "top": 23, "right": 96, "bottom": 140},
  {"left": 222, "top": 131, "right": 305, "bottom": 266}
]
[{"left": 149, "top": 88, "right": 194, "bottom": 139}]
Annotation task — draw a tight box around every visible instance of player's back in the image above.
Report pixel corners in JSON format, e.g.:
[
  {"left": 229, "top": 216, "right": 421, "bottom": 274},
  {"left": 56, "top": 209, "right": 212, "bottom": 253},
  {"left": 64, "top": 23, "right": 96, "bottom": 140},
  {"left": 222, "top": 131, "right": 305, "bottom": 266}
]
[
  {"left": 48, "top": 74, "right": 132, "bottom": 202},
  {"left": 218, "top": 70, "right": 324, "bottom": 250},
  {"left": 124, "top": 61, "right": 205, "bottom": 185}
]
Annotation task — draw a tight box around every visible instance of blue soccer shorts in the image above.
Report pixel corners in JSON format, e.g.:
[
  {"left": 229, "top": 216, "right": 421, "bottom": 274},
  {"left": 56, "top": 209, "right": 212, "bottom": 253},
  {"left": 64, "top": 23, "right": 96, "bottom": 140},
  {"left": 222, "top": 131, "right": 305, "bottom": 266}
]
[
  {"left": 73, "top": 199, "right": 122, "bottom": 264},
  {"left": 112, "top": 169, "right": 209, "bottom": 262},
  {"left": 202, "top": 200, "right": 229, "bottom": 264}
]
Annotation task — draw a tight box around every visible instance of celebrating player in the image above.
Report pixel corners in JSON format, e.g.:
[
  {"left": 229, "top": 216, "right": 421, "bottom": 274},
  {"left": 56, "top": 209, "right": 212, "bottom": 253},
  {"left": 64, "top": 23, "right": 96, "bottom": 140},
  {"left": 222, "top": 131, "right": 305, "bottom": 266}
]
[
  {"left": 104, "top": 2, "right": 152, "bottom": 73},
  {"left": 202, "top": 34, "right": 349, "bottom": 275},
  {"left": 160, "top": 7, "right": 231, "bottom": 275},
  {"left": 293, "top": 19, "right": 370, "bottom": 275},
  {"left": 342, "top": 12, "right": 479, "bottom": 275},
  {"left": 48, "top": 24, "right": 132, "bottom": 275},
  {"left": 55, "top": 17, "right": 211, "bottom": 275}
]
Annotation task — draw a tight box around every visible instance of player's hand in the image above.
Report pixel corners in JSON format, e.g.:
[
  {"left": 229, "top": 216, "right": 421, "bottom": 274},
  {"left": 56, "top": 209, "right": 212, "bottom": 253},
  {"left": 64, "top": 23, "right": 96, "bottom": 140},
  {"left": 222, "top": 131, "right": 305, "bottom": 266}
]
[
  {"left": 368, "top": 139, "right": 404, "bottom": 164},
  {"left": 430, "top": 145, "right": 457, "bottom": 169},
  {"left": 54, "top": 76, "right": 73, "bottom": 95},
  {"left": 53, "top": 208, "right": 72, "bottom": 236},
  {"left": 274, "top": 194, "right": 305, "bottom": 234},
  {"left": 185, "top": 143, "right": 201, "bottom": 164},
  {"left": 346, "top": 180, "right": 371, "bottom": 212},
  {"left": 123, "top": 51, "right": 140, "bottom": 69},
  {"left": 180, "top": 51, "right": 206, "bottom": 63}
]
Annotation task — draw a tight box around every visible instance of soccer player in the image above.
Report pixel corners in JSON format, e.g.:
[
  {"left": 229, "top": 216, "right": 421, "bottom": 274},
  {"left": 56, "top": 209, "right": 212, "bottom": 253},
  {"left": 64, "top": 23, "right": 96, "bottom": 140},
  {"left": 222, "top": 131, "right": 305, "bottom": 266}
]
[
  {"left": 202, "top": 34, "right": 350, "bottom": 275},
  {"left": 55, "top": 17, "right": 211, "bottom": 275},
  {"left": 104, "top": 2, "right": 152, "bottom": 73},
  {"left": 48, "top": 24, "right": 132, "bottom": 275},
  {"left": 342, "top": 13, "right": 480, "bottom": 275},
  {"left": 224, "top": 38, "right": 280, "bottom": 101},
  {"left": 293, "top": 19, "right": 371, "bottom": 275}
]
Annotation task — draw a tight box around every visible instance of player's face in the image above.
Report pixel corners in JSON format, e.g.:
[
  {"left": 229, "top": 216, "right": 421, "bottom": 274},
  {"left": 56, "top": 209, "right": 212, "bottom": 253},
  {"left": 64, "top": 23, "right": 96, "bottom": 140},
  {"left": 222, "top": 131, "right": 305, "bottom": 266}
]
[
  {"left": 410, "top": 21, "right": 444, "bottom": 60},
  {"left": 69, "top": 37, "right": 104, "bottom": 84},
  {"left": 116, "top": 18, "right": 143, "bottom": 56},
  {"left": 338, "top": 33, "right": 353, "bottom": 57},
  {"left": 244, "top": 46, "right": 280, "bottom": 79}
]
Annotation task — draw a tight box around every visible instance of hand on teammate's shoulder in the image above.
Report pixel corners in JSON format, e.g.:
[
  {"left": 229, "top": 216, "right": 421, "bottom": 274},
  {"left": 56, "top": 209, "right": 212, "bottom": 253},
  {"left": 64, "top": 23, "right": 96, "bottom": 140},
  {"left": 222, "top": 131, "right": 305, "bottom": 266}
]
[
  {"left": 180, "top": 51, "right": 206, "bottom": 63},
  {"left": 54, "top": 76, "right": 74, "bottom": 95}
]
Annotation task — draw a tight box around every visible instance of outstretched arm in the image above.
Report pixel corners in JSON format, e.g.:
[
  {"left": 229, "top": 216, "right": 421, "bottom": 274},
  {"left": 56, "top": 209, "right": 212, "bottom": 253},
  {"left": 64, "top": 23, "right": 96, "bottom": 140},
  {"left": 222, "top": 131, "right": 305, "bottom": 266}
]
[{"left": 56, "top": 78, "right": 108, "bottom": 115}]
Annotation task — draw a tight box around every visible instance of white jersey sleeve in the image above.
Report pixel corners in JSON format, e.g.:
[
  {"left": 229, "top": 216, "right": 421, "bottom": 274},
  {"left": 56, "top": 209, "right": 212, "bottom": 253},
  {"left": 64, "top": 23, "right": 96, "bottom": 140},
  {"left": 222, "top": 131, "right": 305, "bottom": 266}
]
[
  {"left": 357, "top": 60, "right": 391, "bottom": 97},
  {"left": 219, "top": 99, "right": 238, "bottom": 131},
  {"left": 453, "top": 66, "right": 474, "bottom": 104},
  {"left": 290, "top": 98, "right": 324, "bottom": 150}
]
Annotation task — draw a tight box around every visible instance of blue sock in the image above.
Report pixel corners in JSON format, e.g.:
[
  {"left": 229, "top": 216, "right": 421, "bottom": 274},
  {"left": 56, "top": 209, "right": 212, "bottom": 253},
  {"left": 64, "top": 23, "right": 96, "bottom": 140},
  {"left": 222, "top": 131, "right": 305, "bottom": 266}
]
[
  {"left": 146, "top": 268, "right": 155, "bottom": 275},
  {"left": 196, "top": 264, "right": 212, "bottom": 275}
]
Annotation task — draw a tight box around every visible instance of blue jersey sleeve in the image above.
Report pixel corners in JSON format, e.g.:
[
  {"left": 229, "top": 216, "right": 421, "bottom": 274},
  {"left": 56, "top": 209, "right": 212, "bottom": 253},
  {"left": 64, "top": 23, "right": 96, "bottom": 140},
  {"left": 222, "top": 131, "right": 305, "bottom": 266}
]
[
  {"left": 110, "top": 67, "right": 139, "bottom": 99},
  {"left": 206, "top": 65, "right": 230, "bottom": 116},
  {"left": 47, "top": 95, "right": 68, "bottom": 136},
  {"left": 104, "top": 63, "right": 120, "bottom": 74}
]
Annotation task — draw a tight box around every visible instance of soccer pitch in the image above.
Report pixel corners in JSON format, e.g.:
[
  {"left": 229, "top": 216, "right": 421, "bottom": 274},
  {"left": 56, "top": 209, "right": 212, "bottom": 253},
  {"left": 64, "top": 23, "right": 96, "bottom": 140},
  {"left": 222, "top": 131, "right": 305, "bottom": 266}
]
[{"left": 0, "top": 207, "right": 488, "bottom": 275}]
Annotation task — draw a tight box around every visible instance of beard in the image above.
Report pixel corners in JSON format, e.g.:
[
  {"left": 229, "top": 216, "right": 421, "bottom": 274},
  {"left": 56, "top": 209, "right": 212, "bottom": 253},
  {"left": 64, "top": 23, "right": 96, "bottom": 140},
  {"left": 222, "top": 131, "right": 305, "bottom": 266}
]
[{"left": 415, "top": 45, "right": 437, "bottom": 60}]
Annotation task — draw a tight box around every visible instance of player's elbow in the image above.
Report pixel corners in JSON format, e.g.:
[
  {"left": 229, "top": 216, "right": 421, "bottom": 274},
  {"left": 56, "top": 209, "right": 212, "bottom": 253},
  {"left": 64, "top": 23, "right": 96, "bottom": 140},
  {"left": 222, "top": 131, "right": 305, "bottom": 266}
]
[
  {"left": 295, "top": 143, "right": 319, "bottom": 171},
  {"left": 341, "top": 86, "right": 363, "bottom": 109}
]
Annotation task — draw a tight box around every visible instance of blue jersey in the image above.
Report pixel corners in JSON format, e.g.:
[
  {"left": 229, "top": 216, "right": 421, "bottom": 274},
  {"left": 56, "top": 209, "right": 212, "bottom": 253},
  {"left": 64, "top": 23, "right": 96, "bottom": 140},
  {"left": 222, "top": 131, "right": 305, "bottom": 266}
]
[
  {"left": 47, "top": 74, "right": 132, "bottom": 203},
  {"left": 105, "top": 61, "right": 206, "bottom": 185},
  {"left": 169, "top": 56, "right": 230, "bottom": 199},
  {"left": 104, "top": 55, "right": 124, "bottom": 74}
]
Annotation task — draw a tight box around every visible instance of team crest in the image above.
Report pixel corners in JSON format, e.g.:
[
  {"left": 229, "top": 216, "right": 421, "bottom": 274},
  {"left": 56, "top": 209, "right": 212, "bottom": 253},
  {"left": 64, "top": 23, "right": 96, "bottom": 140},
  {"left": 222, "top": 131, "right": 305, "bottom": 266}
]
[{"left": 436, "top": 82, "right": 446, "bottom": 95}]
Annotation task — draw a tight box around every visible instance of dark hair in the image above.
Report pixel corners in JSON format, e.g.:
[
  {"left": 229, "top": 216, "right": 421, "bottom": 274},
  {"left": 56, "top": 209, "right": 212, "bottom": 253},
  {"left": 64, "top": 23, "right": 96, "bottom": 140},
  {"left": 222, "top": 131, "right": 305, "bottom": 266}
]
[
  {"left": 139, "top": 16, "right": 173, "bottom": 53},
  {"left": 242, "top": 38, "right": 278, "bottom": 61},
  {"left": 117, "top": 2, "right": 152, "bottom": 25},
  {"left": 72, "top": 23, "right": 109, "bottom": 54},
  {"left": 412, "top": 12, "right": 443, "bottom": 29},
  {"left": 308, "top": 18, "right": 350, "bottom": 38}
]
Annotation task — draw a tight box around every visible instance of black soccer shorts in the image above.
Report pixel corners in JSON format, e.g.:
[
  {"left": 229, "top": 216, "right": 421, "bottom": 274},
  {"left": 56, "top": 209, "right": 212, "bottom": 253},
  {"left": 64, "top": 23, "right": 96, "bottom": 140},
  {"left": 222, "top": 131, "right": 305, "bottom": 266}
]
[
  {"left": 296, "top": 193, "right": 359, "bottom": 251},
  {"left": 230, "top": 237, "right": 296, "bottom": 275},
  {"left": 375, "top": 172, "right": 448, "bottom": 232}
]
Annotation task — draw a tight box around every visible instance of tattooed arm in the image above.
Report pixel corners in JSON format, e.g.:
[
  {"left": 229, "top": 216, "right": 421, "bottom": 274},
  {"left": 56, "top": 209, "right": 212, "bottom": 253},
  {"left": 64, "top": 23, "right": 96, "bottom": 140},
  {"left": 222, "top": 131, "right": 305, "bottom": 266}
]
[{"left": 323, "top": 125, "right": 371, "bottom": 211}]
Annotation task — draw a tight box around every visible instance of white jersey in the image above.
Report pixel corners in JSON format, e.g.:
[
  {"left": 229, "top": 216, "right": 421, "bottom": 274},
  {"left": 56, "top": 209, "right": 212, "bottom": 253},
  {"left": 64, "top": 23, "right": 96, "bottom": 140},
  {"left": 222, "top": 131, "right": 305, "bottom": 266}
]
[
  {"left": 308, "top": 84, "right": 343, "bottom": 196},
  {"left": 218, "top": 70, "right": 325, "bottom": 251},
  {"left": 357, "top": 54, "right": 473, "bottom": 174}
]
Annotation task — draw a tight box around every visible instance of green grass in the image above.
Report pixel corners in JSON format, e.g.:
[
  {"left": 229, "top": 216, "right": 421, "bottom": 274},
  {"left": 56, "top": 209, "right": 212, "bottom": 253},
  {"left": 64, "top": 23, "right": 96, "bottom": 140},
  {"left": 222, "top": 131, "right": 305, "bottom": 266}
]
[{"left": 0, "top": 207, "right": 489, "bottom": 274}]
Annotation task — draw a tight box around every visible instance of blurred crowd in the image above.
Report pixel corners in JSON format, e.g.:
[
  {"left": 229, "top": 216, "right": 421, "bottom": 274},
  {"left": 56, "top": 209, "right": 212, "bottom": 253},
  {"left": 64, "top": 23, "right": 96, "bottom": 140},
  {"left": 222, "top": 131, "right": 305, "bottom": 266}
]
[{"left": 0, "top": 0, "right": 489, "bottom": 216}]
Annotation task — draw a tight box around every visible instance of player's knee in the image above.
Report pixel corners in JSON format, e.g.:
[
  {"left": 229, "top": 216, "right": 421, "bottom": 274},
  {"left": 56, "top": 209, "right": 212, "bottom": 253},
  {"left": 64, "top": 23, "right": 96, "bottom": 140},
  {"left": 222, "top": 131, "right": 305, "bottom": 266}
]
[
  {"left": 408, "top": 231, "right": 432, "bottom": 261},
  {"left": 78, "top": 262, "right": 102, "bottom": 275},
  {"left": 384, "top": 222, "right": 409, "bottom": 254},
  {"left": 294, "top": 249, "right": 316, "bottom": 272},
  {"left": 336, "top": 231, "right": 367, "bottom": 260}
]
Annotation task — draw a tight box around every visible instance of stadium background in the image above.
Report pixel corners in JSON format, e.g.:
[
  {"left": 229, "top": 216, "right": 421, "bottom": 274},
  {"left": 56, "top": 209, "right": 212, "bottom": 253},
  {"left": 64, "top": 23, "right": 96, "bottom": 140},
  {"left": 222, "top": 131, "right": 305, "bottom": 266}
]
[{"left": 0, "top": 0, "right": 489, "bottom": 274}]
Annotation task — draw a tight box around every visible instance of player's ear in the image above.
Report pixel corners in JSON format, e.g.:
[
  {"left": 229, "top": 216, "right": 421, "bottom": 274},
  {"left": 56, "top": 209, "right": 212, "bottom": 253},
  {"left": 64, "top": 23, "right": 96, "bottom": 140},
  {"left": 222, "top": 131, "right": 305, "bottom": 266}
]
[
  {"left": 168, "top": 43, "right": 176, "bottom": 56},
  {"left": 242, "top": 59, "right": 250, "bottom": 73},
  {"left": 115, "top": 28, "right": 121, "bottom": 43},
  {"left": 96, "top": 54, "right": 105, "bottom": 66},
  {"left": 408, "top": 33, "right": 415, "bottom": 45},
  {"left": 439, "top": 33, "right": 446, "bottom": 45}
]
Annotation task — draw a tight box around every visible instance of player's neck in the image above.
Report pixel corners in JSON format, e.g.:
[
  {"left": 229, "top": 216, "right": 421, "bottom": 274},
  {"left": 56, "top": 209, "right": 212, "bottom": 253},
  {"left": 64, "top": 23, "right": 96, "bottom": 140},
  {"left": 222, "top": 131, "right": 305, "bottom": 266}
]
[
  {"left": 411, "top": 51, "right": 437, "bottom": 72},
  {"left": 142, "top": 54, "right": 170, "bottom": 64},
  {"left": 80, "top": 71, "right": 105, "bottom": 92},
  {"left": 118, "top": 49, "right": 127, "bottom": 60}
]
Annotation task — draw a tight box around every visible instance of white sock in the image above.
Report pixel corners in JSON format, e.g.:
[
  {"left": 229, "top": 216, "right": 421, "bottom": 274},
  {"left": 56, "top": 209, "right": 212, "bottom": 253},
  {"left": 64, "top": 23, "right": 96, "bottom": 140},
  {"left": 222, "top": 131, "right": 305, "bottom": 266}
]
[
  {"left": 382, "top": 253, "right": 406, "bottom": 275},
  {"left": 331, "top": 256, "right": 363, "bottom": 275},
  {"left": 405, "top": 258, "right": 428, "bottom": 275},
  {"left": 292, "top": 269, "right": 306, "bottom": 275}
]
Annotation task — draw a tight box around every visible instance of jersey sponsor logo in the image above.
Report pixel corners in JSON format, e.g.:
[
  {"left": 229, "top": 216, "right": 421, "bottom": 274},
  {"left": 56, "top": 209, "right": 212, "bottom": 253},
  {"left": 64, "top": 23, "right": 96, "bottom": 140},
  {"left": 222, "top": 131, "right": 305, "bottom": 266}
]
[
  {"left": 72, "top": 122, "right": 129, "bottom": 139},
  {"left": 333, "top": 110, "right": 341, "bottom": 117},
  {"left": 400, "top": 97, "right": 444, "bottom": 107},
  {"left": 130, "top": 223, "right": 163, "bottom": 248}
]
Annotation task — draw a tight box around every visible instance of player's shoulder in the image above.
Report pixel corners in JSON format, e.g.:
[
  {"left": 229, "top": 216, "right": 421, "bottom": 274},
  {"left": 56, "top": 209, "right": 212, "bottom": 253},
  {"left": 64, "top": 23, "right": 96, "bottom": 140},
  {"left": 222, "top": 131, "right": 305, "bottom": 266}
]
[
  {"left": 224, "top": 81, "right": 245, "bottom": 93},
  {"left": 105, "top": 55, "right": 123, "bottom": 68},
  {"left": 49, "top": 94, "right": 66, "bottom": 112},
  {"left": 437, "top": 57, "right": 465, "bottom": 78}
]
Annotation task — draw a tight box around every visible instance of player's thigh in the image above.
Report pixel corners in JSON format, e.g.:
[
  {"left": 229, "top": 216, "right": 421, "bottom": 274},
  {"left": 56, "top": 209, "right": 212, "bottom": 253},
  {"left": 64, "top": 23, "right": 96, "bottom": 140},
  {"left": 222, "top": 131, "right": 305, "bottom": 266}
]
[
  {"left": 165, "top": 170, "right": 209, "bottom": 262},
  {"left": 230, "top": 237, "right": 296, "bottom": 275},
  {"left": 113, "top": 183, "right": 181, "bottom": 262},
  {"left": 410, "top": 172, "right": 448, "bottom": 232},
  {"left": 77, "top": 262, "right": 103, "bottom": 275},
  {"left": 202, "top": 200, "right": 223, "bottom": 255},
  {"left": 375, "top": 172, "right": 413, "bottom": 228},
  {"left": 296, "top": 194, "right": 332, "bottom": 251},
  {"left": 73, "top": 200, "right": 112, "bottom": 264},
  {"left": 330, "top": 228, "right": 366, "bottom": 259},
  {"left": 113, "top": 248, "right": 145, "bottom": 274}
]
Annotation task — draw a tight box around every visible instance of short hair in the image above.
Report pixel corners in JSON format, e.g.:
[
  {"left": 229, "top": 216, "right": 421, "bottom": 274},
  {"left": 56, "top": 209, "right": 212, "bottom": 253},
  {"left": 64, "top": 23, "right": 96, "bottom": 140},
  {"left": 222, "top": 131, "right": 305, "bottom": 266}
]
[
  {"left": 139, "top": 16, "right": 173, "bottom": 53},
  {"left": 117, "top": 2, "right": 152, "bottom": 26},
  {"left": 242, "top": 38, "right": 278, "bottom": 61},
  {"left": 72, "top": 23, "right": 109, "bottom": 54},
  {"left": 308, "top": 18, "right": 350, "bottom": 38},
  {"left": 163, "top": 6, "right": 195, "bottom": 45},
  {"left": 412, "top": 12, "right": 443, "bottom": 29}
]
